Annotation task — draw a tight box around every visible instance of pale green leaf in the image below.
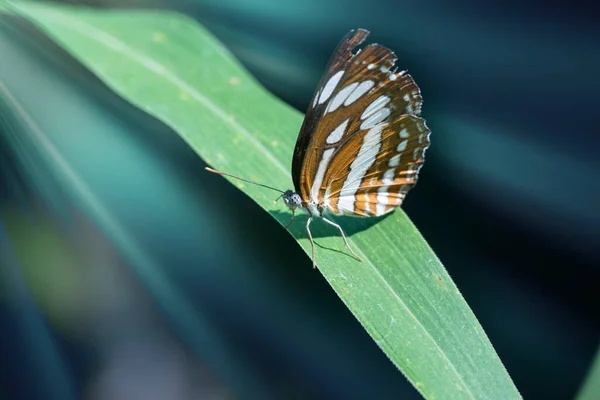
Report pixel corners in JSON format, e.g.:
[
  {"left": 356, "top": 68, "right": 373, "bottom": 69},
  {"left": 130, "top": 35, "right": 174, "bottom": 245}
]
[{"left": 5, "top": 1, "right": 521, "bottom": 398}]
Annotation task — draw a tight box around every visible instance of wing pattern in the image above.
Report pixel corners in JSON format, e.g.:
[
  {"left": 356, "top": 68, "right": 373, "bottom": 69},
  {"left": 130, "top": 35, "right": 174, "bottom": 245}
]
[
  {"left": 291, "top": 29, "right": 369, "bottom": 192},
  {"left": 293, "top": 29, "right": 431, "bottom": 217}
]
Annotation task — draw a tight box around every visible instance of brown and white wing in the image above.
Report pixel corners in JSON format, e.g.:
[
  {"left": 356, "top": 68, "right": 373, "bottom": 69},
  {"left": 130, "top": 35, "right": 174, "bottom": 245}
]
[
  {"left": 291, "top": 29, "right": 370, "bottom": 195},
  {"left": 324, "top": 114, "right": 430, "bottom": 216},
  {"left": 295, "top": 29, "right": 430, "bottom": 215}
]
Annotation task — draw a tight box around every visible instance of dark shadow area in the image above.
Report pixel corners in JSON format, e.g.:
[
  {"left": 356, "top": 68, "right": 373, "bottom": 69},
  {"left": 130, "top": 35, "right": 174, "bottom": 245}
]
[{"left": 269, "top": 210, "right": 387, "bottom": 240}]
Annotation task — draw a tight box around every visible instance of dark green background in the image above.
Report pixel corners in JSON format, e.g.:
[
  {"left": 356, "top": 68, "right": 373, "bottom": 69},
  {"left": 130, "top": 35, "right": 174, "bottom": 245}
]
[{"left": 0, "top": 1, "right": 598, "bottom": 399}]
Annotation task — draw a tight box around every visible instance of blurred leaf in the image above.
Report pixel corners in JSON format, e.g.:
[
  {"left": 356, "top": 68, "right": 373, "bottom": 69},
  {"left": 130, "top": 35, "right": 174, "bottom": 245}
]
[
  {"left": 577, "top": 346, "right": 600, "bottom": 400},
  {"left": 5, "top": 1, "right": 521, "bottom": 398}
]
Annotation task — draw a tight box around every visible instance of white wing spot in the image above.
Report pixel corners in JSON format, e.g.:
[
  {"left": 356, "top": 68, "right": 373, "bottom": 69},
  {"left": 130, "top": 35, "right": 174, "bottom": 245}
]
[
  {"left": 318, "top": 70, "right": 344, "bottom": 104},
  {"left": 403, "top": 93, "right": 415, "bottom": 113},
  {"left": 367, "top": 63, "right": 377, "bottom": 70},
  {"left": 311, "top": 148, "right": 335, "bottom": 201},
  {"left": 337, "top": 124, "right": 383, "bottom": 212},
  {"left": 361, "top": 95, "right": 391, "bottom": 120},
  {"left": 326, "top": 119, "right": 349, "bottom": 144},
  {"left": 324, "top": 184, "right": 333, "bottom": 208},
  {"left": 388, "top": 154, "right": 401, "bottom": 167},
  {"left": 376, "top": 166, "right": 398, "bottom": 215},
  {"left": 382, "top": 168, "right": 395, "bottom": 185},
  {"left": 344, "top": 80, "right": 374, "bottom": 106},
  {"left": 380, "top": 65, "right": 390, "bottom": 73},
  {"left": 397, "top": 139, "right": 408, "bottom": 152},
  {"left": 375, "top": 194, "right": 388, "bottom": 215},
  {"left": 413, "top": 147, "right": 420, "bottom": 161},
  {"left": 389, "top": 74, "right": 397, "bottom": 81},
  {"left": 364, "top": 189, "right": 373, "bottom": 214},
  {"left": 376, "top": 192, "right": 389, "bottom": 215},
  {"left": 399, "top": 128, "right": 409, "bottom": 139},
  {"left": 312, "top": 89, "right": 321, "bottom": 108},
  {"left": 360, "top": 108, "right": 390, "bottom": 130},
  {"left": 337, "top": 197, "right": 354, "bottom": 213},
  {"left": 327, "top": 82, "right": 358, "bottom": 113}
]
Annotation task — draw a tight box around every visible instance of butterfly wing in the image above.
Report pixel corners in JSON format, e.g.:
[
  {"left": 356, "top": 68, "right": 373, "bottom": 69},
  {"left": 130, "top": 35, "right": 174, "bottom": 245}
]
[
  {"left": 294, "top": 29, "right": 430, "bottom": 216},
  {"left": 291, "top": 29, "right": 370, "bottom": 194},
  {"left": 325, "top": 114, "right": 430, "bottom": 216}
]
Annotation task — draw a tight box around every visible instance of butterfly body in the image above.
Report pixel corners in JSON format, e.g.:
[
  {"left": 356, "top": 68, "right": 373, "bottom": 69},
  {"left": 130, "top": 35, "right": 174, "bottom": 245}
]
[{"left": 208, "top": 28, "right": 431, "bottom": 268}]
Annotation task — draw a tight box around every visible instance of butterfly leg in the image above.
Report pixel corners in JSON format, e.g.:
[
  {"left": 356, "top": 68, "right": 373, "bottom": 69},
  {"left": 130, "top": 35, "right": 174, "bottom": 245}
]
[
  {"left": 284, "top": 208, "right": 295, "bottom": 228},
  {"left": 321, "top": 217, "right": 362, "bottom": 262},
  {"left": 306, "top": 216, "right": 316, "bottom": 269}
]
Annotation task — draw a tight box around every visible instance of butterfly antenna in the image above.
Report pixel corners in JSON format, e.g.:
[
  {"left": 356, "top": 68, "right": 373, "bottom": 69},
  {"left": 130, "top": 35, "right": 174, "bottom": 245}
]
[{"left": 205, "top": 167, "right": 285, "bottom": 194}]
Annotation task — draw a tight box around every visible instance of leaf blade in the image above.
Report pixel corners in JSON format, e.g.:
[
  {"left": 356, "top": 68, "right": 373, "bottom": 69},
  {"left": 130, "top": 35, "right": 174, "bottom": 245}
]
[{"left": 6, "top": 2, "right": 521, "bottom": 398}]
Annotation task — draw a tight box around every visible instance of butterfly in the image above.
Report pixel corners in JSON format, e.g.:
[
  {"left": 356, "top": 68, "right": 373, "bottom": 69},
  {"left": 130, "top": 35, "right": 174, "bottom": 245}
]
[{"left": 207, "top": 28, "right": 431, "bottom": 268}]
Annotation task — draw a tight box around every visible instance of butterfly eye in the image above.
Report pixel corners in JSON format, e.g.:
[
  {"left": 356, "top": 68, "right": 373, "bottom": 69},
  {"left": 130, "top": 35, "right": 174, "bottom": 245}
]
[{"left": 282, "top": 190, "right": 301, "bottom": 209}]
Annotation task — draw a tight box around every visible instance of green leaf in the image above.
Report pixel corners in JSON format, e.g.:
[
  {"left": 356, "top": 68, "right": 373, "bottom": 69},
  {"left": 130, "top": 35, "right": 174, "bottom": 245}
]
[
  {"left": 5, "top": 1, "right": 521, "bottom": 398},
  {"left": 577, "top": 345, "right": 600, "bottom": 400}
]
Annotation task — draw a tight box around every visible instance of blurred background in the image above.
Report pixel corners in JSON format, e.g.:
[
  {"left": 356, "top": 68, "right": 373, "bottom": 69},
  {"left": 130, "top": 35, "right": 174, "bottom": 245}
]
[{"left": 0, "top": 0, "right": 598, "bottom": 399}]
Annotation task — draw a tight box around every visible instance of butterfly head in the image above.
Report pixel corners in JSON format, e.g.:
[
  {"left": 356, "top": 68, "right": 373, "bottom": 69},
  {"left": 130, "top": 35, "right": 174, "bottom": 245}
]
[{"left": 282, "top": 190, "right": 303, "bottom": 211}]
